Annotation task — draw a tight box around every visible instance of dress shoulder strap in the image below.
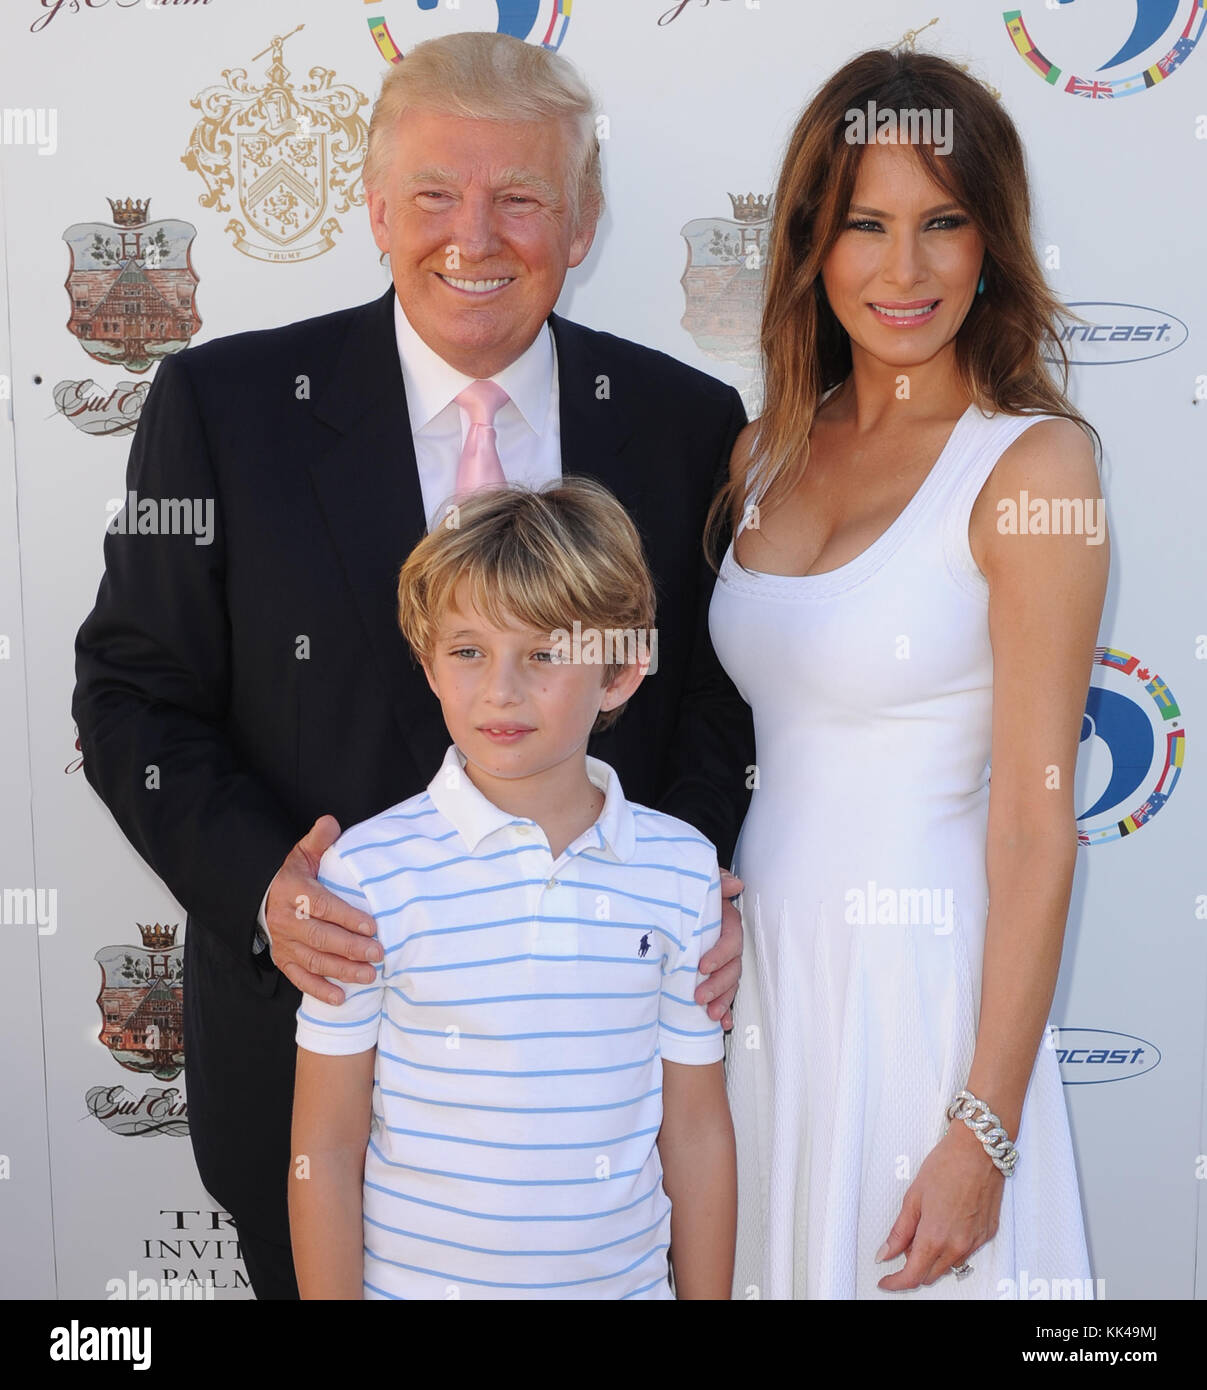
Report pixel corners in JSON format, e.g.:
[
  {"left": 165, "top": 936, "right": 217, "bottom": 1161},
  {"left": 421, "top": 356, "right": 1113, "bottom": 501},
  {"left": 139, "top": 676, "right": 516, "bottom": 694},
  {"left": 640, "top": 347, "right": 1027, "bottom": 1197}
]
[{"left": 941, "top": 409, "right": 1064, "bottom": 597}]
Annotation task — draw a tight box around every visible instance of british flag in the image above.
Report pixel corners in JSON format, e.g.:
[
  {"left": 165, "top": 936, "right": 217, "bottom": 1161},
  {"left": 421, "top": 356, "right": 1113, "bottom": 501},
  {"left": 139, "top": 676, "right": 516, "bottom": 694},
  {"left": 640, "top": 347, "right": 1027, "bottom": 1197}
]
[{"left": 1068, "top": 77, "right": 1115, "bottom": 98}]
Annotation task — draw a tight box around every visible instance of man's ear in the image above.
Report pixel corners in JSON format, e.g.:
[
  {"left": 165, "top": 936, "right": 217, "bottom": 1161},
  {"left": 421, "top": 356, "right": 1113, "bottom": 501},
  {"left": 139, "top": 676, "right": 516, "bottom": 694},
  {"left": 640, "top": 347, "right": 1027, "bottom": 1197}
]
[
  {"left": 567, "top": 212, "right": 598, "bottom": 270},
  {"left": 367, "top": 186, "right": 391, "bottom": 256}
]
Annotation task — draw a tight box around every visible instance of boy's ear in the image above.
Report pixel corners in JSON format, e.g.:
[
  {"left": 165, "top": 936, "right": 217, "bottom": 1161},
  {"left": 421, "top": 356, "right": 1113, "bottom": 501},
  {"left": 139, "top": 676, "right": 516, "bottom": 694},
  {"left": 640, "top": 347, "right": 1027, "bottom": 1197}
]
[
  {"left": 419, "top": 654, "right": 440, "bottom": 699},
  {"left": 600, "top": 656, "right": 648, "bottom": 712}
]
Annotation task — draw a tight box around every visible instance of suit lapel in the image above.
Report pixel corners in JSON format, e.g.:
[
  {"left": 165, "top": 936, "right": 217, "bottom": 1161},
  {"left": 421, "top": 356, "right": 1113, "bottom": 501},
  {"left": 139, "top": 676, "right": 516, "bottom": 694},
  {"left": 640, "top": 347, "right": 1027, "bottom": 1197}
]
[
  {"left": 548, "top": 313, "right": 644, "bottom": 517},
  {"left": 308, "top": 287, "right": 447, "bottom": 776},
  {"left": 548, "top": 315, "right": 659, "bottom": 772}
]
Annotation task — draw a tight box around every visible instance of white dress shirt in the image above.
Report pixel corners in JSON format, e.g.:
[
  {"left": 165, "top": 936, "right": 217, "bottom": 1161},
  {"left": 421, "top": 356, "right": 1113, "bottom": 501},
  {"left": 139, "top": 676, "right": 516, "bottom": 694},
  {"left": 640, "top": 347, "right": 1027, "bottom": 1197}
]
[
  {"left": 394, "top": 293, "right": 562, "bottom": 529},
  {"left": 255, "top": 294, "right": 563, "bottom": 948}
]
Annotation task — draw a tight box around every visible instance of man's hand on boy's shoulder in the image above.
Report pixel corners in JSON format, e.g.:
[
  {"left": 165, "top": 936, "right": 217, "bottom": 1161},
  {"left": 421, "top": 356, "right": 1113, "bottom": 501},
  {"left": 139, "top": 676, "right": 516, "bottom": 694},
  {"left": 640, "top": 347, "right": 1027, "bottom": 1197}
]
[
  {"left": 696, "top": 869, "right": 744, "bottom": 1031},
  {"left": 265, "top": 816, "right": 385, "bottom": 1005}
]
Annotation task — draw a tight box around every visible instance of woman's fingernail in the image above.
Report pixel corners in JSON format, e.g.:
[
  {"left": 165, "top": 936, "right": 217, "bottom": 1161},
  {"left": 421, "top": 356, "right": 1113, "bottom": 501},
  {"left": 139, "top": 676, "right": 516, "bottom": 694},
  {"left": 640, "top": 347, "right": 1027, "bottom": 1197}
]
[{"left": 875, "top": 1242, "right": 891, "bottom": 1263}]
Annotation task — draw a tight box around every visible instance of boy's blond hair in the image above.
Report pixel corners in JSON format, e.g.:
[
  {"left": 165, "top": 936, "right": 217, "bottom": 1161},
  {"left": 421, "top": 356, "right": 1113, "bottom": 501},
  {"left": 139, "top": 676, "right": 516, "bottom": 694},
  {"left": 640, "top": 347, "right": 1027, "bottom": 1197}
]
[{"left": 398, "top": 479, "right": 656, "bottom": 733}]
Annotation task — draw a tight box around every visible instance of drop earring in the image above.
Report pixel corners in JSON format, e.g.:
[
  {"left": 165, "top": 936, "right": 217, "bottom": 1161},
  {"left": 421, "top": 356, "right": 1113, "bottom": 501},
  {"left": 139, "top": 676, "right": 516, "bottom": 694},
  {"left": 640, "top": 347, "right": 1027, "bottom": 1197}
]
[{"left": 976, "top": 273, "right": 985, "bottom": 296}]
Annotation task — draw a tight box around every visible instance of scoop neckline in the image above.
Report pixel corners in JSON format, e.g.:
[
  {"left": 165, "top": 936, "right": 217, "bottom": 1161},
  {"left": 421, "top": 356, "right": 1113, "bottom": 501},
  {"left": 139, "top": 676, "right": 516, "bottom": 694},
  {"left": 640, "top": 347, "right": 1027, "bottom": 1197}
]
[{"left": 722, "top": 401, "right": 979, "bottom": 593}]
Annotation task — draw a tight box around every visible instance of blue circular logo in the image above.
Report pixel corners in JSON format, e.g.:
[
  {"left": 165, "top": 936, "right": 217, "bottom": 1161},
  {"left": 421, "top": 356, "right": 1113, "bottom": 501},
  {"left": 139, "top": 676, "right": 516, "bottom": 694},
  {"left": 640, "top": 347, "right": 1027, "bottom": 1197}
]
[
  {"left": 1003, "top": 2, "right": 1205, "bottom": 97},
  {"left": 1077, "top": 647, "right": 1185, "bottom": 845}
]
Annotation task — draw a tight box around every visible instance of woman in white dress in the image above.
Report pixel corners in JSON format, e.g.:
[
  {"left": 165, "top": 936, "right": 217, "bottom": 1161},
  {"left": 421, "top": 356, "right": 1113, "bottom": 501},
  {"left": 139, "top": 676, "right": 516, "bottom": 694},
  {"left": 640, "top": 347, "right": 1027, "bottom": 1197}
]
[{"left": 705, "top": 48, "right": 1109, "bottom": 1299}]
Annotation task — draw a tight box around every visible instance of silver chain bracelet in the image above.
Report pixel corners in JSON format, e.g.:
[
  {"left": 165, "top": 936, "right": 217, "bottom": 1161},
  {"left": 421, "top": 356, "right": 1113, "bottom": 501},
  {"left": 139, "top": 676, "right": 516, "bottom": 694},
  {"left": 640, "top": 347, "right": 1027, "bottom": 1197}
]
[{"left": 945, "top": 1089, "right": 1019, "bottom": 1177}]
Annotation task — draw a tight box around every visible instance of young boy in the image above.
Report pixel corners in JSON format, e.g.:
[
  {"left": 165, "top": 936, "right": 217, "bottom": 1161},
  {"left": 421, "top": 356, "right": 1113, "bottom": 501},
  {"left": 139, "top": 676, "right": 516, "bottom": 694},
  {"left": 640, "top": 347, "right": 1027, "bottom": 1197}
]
[{"left": 289, "top": 477, "right": 736, "bottom": 1300}]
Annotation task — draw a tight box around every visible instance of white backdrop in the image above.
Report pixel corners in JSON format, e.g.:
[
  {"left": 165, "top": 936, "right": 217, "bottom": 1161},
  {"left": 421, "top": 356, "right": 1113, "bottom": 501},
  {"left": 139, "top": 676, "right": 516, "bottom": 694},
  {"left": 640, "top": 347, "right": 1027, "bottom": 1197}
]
[{"left": 0, "top": 0, "right": 1202, "bottom": 1300}]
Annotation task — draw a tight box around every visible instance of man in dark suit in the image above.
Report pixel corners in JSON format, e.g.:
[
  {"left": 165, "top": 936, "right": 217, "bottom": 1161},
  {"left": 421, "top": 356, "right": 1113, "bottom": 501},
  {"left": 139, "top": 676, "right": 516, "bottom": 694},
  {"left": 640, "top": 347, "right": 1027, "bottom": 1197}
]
[{"left": 72, "top": 32, "right": 753, "bottom": 1299}]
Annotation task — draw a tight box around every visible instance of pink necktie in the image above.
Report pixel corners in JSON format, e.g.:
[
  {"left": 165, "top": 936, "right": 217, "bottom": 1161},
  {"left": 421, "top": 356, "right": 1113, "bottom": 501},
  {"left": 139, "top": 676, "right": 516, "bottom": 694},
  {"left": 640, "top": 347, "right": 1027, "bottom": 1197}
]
[{"left": 454, "top": 380, "right": 509, "bottom": 494}]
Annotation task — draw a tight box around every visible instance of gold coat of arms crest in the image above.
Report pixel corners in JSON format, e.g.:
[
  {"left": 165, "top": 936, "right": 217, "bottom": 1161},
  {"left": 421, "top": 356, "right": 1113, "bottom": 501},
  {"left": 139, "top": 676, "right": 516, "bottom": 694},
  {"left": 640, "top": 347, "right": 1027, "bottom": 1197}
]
[{"left": 183, "top": 25, "right": 369, "bottom": 263}]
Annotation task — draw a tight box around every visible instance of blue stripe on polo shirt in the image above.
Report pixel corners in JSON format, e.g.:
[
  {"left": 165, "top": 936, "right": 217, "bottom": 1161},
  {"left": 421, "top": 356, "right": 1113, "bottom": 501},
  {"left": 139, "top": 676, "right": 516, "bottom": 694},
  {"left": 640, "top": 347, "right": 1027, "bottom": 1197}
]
[
  {"left": 362, "top": 1243, "right": 669, "bottom": 1291},
  {"left": 371, "top": 879, "right": 702, "bottom": 922},
  {"left": 388, "top": 986, "right": 663, "bottom": 1007},
  {"left": 577, "top": 853, "right": 713, "bottom": 883},
  {"left": 295, "top": 743, "right": 726, "bottom": 1299},
  {"left": 363, "top": 1279, "right": 409, "bottom": 1300},
  {"left": 659, "top": 1020, "right": 723, "bottom": 1038},
  {"left": 381, "top": 1017, "right": 656, "bottom": 1039},
  {"left": 372, "top": 878, "right": 552, "bottom": 922},
  {"left": 379, "top": 799, "right": 442, "bottom": 823},
  {"left": 363, "top": 1176, "right": 663, "bottom": 1222},
  {"left": 341, "top": 827, "right": 459, "bottom": 856},
  {"left": 360, "top": 842, "right": 547, "bottom": 886},
  {"left": 296, "top": 1006, "right": 380, "bottom": 1031},
  {"left": 527, "top": 877, "right": 691, "bottom": 911},
  {"left": 377, "top": 1085, "right": 662, "bottom": 1115},
  {"left": 400, "top": 916, "right": 683, "bottom": 951},
  {"left": 363, "top": 1211, "right": 667, "bottom": 1258},
  {"left": 403, "top": 952, "right": 665, "bottom": 973},
  {"left": 315, "top": 875, "right": 368, "bottom": 899},
  {"left": 378, "top": 1124, "right": 662, "bottom": 1151},
  {"left": 364, "top": 1278, "right": 408, "bottom": 1301},
  {"left": 367, "top": 1140, "right": 646, "bottom": 1187},
  {"left": 382, "top": 1019, "right": 655, "bottom": 1043},
  {"left": 621, "top": 1273, "right": 672, "bottom": 1299},
  {"left": 376, "top": 1045, "right": 658, "bottom": 1078}
]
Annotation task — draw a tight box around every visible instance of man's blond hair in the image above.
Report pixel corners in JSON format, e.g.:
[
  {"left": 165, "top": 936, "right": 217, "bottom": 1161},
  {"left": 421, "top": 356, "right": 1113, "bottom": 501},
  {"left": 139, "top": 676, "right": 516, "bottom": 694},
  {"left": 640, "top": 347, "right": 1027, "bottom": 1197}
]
[
  {"left": 398, "top": 479, "right": 655, "bottom": 733},
  {"left": 364, "top": 31, "right": 604, "bottom": 232}
]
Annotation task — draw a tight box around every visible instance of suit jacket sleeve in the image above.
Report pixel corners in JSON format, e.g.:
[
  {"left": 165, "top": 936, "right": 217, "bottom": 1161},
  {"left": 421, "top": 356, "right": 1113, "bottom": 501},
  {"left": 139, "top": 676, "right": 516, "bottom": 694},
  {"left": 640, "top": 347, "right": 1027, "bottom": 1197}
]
[
  {"left": 655, "top": 385, "right": 754, "bottom": 870},
  {"left": 72, "top": 352, "right": 298, "bottom": 965}
]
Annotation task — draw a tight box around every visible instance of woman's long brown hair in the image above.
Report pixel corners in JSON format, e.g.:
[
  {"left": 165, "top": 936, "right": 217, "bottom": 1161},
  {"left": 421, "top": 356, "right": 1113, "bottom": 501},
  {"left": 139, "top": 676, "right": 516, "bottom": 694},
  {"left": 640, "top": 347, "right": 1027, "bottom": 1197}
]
[{"left": 704, "top": 47, "right": 1100, "bottom": 572}]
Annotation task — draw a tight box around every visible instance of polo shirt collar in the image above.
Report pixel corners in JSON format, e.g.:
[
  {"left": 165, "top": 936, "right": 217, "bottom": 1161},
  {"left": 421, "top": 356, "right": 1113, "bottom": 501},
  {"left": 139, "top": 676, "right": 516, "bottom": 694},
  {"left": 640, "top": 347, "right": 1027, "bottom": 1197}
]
[
  {"left": 393, "top": 292, "right": 553, "bottom": 435},
  {"left": 427, "top": 743, "right": 635, "bottom": 861}
]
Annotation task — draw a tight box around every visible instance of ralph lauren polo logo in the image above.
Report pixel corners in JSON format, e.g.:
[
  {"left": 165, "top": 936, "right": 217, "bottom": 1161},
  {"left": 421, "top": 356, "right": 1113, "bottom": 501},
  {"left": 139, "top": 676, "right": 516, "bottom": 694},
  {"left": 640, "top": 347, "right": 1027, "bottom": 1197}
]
[{"left": 638, "top": 933, "right": 651, "bottom": 958}]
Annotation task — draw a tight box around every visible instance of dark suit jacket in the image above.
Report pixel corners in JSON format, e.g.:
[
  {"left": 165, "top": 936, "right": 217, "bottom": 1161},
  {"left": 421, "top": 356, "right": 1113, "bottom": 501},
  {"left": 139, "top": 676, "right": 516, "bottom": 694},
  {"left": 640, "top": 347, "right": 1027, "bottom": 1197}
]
[{"left": 72, "top": 285, "right": 754, "bottom": 1247}]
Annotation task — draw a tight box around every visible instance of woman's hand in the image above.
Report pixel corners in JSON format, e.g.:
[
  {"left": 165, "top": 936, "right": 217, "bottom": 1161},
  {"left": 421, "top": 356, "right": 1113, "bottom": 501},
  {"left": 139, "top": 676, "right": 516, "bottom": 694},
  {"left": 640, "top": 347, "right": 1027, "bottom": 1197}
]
[
  {"left": 696, "top": 870, "right": 744, "bottom": 1030},
  {"left": 875, "top": 1119, "right": 1005, "bottom": 1290}
]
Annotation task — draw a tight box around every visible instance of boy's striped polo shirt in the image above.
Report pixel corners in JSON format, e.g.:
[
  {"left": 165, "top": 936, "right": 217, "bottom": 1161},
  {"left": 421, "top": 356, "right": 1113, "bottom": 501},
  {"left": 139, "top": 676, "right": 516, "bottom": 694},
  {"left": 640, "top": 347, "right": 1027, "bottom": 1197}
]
[{"left": 296, "top": 742, "right": 725, "bottom": 1300}]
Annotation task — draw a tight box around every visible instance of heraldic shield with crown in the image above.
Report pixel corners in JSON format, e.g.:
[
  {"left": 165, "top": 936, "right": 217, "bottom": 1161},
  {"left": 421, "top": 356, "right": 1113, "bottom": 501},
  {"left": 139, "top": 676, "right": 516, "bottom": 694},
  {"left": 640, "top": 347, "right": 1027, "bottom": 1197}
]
[
  {"left": 94, "top": 924, "right": 185, "bottom": 1083},
  {"left": 680, "top": 193, "right": 771, "bottom": 372},
  {"left": 63, "top": 198, "right": 201, "bottom": 374}
]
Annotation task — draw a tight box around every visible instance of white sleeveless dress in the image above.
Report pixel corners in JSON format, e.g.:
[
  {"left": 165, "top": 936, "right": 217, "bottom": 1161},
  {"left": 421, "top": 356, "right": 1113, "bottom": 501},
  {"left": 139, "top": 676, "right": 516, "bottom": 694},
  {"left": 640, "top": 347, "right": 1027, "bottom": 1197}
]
[{"left": 709, "top": 404, "right": 1092, "bottom": 1300}]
